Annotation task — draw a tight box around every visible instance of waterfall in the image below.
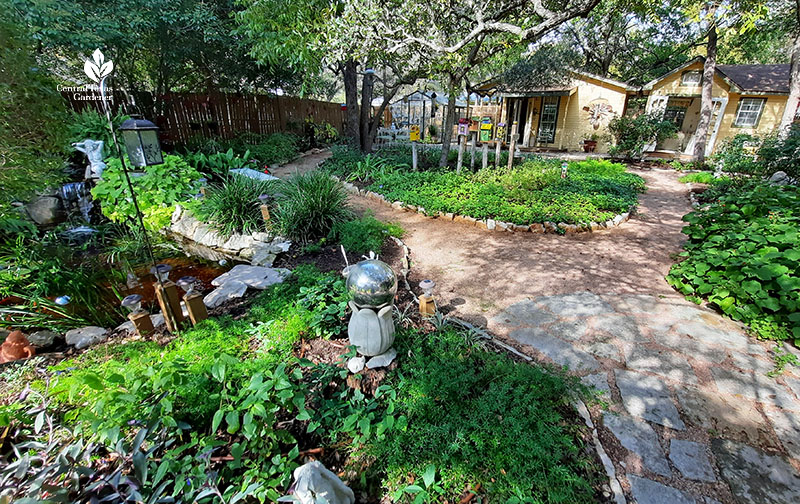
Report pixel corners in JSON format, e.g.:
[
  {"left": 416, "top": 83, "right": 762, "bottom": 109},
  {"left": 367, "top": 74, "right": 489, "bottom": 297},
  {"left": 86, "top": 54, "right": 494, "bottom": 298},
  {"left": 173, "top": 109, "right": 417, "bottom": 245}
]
[{"left": 60, "top": 182, "right": 93, "bottom": 223}]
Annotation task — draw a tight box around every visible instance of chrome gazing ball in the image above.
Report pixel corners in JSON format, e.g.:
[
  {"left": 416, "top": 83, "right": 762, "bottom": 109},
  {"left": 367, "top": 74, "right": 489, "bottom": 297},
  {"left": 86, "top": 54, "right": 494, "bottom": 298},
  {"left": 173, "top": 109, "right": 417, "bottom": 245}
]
[
  {"left": 345, "top": 259, "right": 397, "bottom": 309},
  {"left": 121, "top": 294, "right": 143, "bottom": 313}
]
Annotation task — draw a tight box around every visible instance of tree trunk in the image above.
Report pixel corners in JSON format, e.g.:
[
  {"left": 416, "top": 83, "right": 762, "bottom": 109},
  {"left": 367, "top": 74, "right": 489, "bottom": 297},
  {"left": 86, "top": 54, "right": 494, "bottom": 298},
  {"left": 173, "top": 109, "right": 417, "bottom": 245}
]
[
  {"left": 360, "top": 71, "right": 375, "bottom": 152},
  {"left": 693, "top": 20, "right": 717, "bottom": 163},
  {"left": 779, "top": 31, "right": 800, "bottom": 136},
  {"left": 343, "top": 61, "right": 360, "bottom": 148},
  {"left": 438, "top": 89, "right": 458, "bottom": 167}
]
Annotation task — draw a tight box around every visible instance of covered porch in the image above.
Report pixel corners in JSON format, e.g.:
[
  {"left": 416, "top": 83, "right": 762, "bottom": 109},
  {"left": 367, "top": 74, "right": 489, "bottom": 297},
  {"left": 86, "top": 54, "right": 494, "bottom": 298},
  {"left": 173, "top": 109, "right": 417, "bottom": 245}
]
[{"left": 501, "top": 88, "right": 576, "bottom": 150}]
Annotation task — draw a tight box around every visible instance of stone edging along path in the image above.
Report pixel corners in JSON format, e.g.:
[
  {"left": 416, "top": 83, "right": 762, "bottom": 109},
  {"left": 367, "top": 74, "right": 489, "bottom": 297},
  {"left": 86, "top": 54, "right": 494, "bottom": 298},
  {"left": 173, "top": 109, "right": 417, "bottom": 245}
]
[{"left": 330, "top": 175, "right": 633, "bottom": 234}]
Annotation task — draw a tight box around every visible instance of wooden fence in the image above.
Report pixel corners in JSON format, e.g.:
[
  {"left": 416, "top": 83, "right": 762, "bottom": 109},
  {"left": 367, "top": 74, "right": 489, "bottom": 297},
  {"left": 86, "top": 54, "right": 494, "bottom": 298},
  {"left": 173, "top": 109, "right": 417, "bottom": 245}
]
[{"left": 63, "top": 91, "right": 345, "bottom": 146}]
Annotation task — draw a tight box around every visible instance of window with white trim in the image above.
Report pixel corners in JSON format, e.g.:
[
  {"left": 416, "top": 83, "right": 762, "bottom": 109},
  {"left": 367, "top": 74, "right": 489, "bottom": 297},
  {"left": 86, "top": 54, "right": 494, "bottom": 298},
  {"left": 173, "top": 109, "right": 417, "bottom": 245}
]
[
  {"left": 681, "top": 71, "right": 702, "bottom": 86},
  {"left": 734, "top": 98, "right": 766, "bottom": 127}
]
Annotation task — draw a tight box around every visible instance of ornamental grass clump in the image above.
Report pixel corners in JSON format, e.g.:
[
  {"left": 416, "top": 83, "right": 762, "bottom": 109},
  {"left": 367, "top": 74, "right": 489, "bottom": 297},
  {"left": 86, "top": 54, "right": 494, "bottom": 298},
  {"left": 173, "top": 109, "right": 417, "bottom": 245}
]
[
  {"left": 198, "top": 174, "right": 275, "bottom": 237},
  {"left": 274, "top": 171, "right": 352, "bottom": 243}
]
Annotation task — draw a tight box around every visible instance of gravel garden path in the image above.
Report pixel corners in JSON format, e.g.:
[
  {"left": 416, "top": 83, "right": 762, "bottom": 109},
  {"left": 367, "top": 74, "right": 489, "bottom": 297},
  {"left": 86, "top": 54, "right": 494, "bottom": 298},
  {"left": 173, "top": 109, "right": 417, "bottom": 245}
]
[{"left": 345, "top": 167, "right": 800, "bottom": 504}]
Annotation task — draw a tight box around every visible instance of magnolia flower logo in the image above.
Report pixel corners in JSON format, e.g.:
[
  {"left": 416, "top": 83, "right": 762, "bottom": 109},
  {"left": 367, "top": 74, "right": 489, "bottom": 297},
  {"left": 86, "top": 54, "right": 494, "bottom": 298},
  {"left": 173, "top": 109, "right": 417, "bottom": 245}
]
[{"left": 84, "top": 49, "right": 113, "bottom": 83}]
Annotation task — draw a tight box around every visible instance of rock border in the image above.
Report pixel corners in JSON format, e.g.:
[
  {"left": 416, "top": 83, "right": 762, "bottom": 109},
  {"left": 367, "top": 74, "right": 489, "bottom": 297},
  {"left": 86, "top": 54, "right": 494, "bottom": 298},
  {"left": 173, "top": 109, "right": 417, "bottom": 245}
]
[{"left": 332, "top": 176, "right": 633, "bottom": 234}]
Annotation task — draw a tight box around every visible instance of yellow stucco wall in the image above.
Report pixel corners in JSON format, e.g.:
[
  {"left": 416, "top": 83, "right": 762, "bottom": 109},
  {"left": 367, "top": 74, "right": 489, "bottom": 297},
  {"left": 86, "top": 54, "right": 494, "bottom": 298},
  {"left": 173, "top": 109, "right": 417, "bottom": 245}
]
[
  {"left": 514, "top": 76, "right": 627, "bottom": 153},
  {"left": 647, "top": 60, "right": 788, "bottom": 153},
  {"left": 714, "top": 94, "right": 788, "bottom": 145}
]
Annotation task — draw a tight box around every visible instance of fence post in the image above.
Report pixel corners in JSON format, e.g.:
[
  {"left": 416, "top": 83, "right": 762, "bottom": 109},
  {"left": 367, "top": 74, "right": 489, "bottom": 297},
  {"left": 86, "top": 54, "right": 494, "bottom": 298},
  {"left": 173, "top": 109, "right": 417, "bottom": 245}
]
[
  {"left": 507, "top": 121, "right": 518, "bottom": 170},
  {"left": 412, "top": 142, "right": 418, "bottom": 171},
  {"left": 470, "top": 132, "right": 477, "bottom": 170},
  {"left": 482, "top": 142, "right": 488, "bottom": 170},
  {"left": 456, "top": 135, "right": 465, "bottom": 173}
]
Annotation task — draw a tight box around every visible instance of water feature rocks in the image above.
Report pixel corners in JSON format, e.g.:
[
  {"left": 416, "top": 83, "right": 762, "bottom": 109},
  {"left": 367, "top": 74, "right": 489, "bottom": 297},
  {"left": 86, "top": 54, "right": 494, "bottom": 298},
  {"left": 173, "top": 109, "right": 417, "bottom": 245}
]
[
  {"left": 26, "top": 196, "right": 65, "bottom": 226},
  {"left": 169, "top": 205, "right": 291, "bottom": 267},
  {"left": 28, "top": 330, "right": 59, "bottom": 347},
  {"left": 203, "top": 280, "right": 248, "bottom": 308},
  {"left": 211, "top": 265, "right": 291, "bottom": 290},
  {"left": 65, "top": 326, "right": 108, "bottom": 350}
]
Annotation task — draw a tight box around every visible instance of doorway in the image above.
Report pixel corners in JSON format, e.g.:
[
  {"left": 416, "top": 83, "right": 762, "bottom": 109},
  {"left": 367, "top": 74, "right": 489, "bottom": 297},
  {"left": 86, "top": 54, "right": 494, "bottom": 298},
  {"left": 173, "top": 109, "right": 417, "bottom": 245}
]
[{"left": 506, "top": 98, "right": 528, "bottom": 143}]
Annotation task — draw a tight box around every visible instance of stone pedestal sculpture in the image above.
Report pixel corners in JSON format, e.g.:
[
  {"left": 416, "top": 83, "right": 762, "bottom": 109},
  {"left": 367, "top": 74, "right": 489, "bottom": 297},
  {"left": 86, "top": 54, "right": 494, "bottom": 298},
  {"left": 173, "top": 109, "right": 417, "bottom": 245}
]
[{"left": 344, "top": 258, "right": 397, "bottom": 368}]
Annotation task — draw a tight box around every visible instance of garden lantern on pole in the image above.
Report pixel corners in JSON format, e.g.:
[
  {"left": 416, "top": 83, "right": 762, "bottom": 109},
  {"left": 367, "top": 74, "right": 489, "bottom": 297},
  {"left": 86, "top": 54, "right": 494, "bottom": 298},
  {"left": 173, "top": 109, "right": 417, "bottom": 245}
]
[{"left": 120, "top": 118, "right": 164, "bottom": 167}]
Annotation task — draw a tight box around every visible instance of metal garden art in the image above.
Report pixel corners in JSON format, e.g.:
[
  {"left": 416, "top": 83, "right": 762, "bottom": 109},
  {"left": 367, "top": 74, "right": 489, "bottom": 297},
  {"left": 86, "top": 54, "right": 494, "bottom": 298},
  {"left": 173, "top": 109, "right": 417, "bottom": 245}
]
[{"left": 341, "top": 249, "right": 398, "bottom": 369}]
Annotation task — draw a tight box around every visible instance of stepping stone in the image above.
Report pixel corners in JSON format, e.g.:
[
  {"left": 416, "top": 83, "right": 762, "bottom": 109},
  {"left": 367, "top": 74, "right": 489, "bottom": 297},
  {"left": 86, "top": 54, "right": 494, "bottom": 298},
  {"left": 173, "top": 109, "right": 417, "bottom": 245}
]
[
  {"left": 711, "top": 439, "right": 800, "bottom": 504},
  {"left": 583, "top": 341, "right": 623, "bottom": 361},
  {"left": 593, "top": 314, "right": 644, "bottom": 342},
  {"left": 764, "top": 408, "right": 800, "bottom": 460},
  {"left": 203, "top": 280, "right": 248, "bottom": 308},
  {"left": 491, "top": 300, "right": 557, "bottom": 328},
  {"left": 626, "top": 474, "right": 694, "bottom": 504},
  {"left": 211, "top": 265, "right": 290, "bottom": 290},
  {"left": 546, "top": 318, "right": 589, "bottom": 341},
  {"left": 711, "top": 367, "right": 799, "bottom": 411},
  {"left": 603, "top": 413, "right": 671, "bottom": 477},
  {"left": 601, "top": 294, "right": 662, "bottom": 314},
  {"left": 581, "top": 372, "right": 611, "bottom": 396},
  {"left": 534, "top": 291, "right": 614, "bottom": 318},
  {"left": 676, "top": 387, "right": 764, "bottom": 443},
  {"left": 510, "top": 328, "right": 599, "bottom": 371},
  {"left": 614, "top": 369, "right": 685, "bottom": 430},
  {"left": 654, "top": 330, "right": 730, "bottom": 364},
  {"left": 627, "top": 346, "right": 698, "bottom": 384},
  {"left": 674, "top": 321, "right": 759, "bottom": 354},
  {"left": 730, "top": 351, "right": 775, "bottom": 375},
  {"left": 669, "top": 439, "right": 716, "bottom": 482}
]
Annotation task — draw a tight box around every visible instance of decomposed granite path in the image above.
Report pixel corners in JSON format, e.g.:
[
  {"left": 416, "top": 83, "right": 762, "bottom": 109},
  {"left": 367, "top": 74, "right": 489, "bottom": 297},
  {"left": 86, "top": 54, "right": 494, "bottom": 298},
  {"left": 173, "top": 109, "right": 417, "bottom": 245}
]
[{"left": 348, "top": 167, "right": 800, "bottom": 504}]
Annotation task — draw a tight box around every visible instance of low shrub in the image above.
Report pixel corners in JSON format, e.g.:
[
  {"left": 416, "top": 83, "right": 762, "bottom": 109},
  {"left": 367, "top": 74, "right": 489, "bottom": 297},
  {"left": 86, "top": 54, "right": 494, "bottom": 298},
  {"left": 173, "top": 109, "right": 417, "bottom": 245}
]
[
  {"left": 357, "top": 328, "right": 601, "bottom": 502},
  {"left": 608, "top": 113, "right": 679, "bottom": 160},
  {"left": 273, "top": 171, "right": 353, "bottom": 242},
  {"left": 331, "top": 213, "right": 404, "bottom": 255},
  {"left": 667, "top": 182, "right": 800, "bottom": 342},
  {"left": 711, "top": 133, "right": 762, "bottom": 175},
  {"left": 759, "top": 123, "right": 800, "bottom": 180},
  {"left": 181, "top": 132, "right": 301, "bottom": 167},
  {"left": 91, "top": 155, "right": 202, "bottom": 230},
  {"left": 196, "top": 174, "right": 276, "bottom": 236},
  {"left": 354, "top": 158, "right": 644, "bottom": 225}
]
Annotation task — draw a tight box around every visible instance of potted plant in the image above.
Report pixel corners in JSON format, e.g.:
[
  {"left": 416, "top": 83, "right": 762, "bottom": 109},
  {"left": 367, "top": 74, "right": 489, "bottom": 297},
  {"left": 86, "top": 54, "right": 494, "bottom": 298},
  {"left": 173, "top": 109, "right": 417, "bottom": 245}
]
[{"left": 583, "top": 133, "right": 599, "bottom": 153}]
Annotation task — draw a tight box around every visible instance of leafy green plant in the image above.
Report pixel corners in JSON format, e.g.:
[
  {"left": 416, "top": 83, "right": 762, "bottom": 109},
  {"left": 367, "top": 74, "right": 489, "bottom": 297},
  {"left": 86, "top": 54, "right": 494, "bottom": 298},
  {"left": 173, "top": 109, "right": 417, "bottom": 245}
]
[
  {"left": 667, "top": 182, "right": 800, "bottom": 343},
  {"left": 196, "top": 174, "right": 276, "bottom": 237},
  {"left": 67, "top": 109, "right": 130, "bottom": 153},
  {"left": 350, "top": 158, "right": 644, "bottom": 225},
  {"left": 184, "top": 148, "right": 257, "bottom": 179},
  {"left": 331, "top": 214, "right": 404, "bottom": 255},
  {"left": 679, "top": 172, "right": 722, "bottom": 184},
  {"left": 296, "top": 273, "right": 349, "bottom": 337},
  {"left": 758, "top": 123, "right": 800, "bottom": 180},
  {"left": 711, "top": 133, "right": 762, "bottom": 176},
  {"left": 607, "top": 113, "right": 679, "bottom": 160},
  {"left": 274, "top": 171, "right": 353, "bottom": 243},
  {"left": 91, "top": 155, "right": 202, "bottom": 230},
  {"left": 347, "top": 154, "right": 394, "bottom": 182}
]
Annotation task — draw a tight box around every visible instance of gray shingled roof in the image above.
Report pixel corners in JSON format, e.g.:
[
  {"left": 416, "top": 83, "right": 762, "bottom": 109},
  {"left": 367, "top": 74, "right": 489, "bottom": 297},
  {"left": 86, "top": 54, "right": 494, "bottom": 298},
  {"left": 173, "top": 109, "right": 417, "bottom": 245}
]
[{"left": 717, "top": 64, "right": 791, "bottom": 93}]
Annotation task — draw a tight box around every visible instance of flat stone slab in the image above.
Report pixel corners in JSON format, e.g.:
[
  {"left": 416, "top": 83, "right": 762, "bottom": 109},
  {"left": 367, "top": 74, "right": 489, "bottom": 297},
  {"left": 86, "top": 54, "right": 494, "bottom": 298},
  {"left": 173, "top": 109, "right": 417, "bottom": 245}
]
[
  {"left": 510, "top": 328, "right": 599, "bottom": 371},
  {"left": 581, "top": 372, "right": 611, "bottom": 397},
  {"left": 534, "top": 291, "right": 614, "bottom": 318},
  {"left": 711, "top": 439, "right": 800, "bottom": 504},
  {"left": 711, "top": 367, "right": 799, "bottom": 411},
  {"left": 212, "top": 265, "right": 290, "bottom": 290},
  {"left": 654, "top": 330, "right": 731, "bottom": 364},
  {"left": 669, "top": 439, "right": 716, "bottom": 482},
  {"left": 546, "top": 318, "right": 589, "bottom": 341},
  {"left": 593, "top": 314, "right": 644, "bottom": 342},
  {"left": 203, "top": 280, "right": 248, "bottom": 308},
  {"left": 603, "top": 413, "right": 671, "bottom": 476},
  {"left": 491, "top": 300, "right": 558, "bottom": 328},
  {"left": 730, "top": 351, "right": 775, "bottom": 375},
  {"left": 627, "top": 474, "right": 695, "bottom": 504},
  {"left": 764, "top": 408, "right": 800, "bottom": 460},
  {"left": 627, "top": 346, "right": 698, "bottom": 384},
  {"left": 674, "top": 320, "right": 758, "bottom": 354},
  {"left": 677, "top": 387, "right": 764, "bottom": 443},
  {"left": 601, "top": 294, "right": 663, "bottom": 314},
  {"left": 583, "top": 341, "right": 623, "bottom": 361},
  {"left": 615, "top": 370, "right": 685, "bottom": 430}
]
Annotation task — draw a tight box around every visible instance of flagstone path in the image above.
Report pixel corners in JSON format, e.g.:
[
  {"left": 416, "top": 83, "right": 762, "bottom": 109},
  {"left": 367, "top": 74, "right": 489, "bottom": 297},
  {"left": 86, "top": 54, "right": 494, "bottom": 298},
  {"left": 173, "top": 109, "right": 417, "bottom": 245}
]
[{"left": 344, "top": 166, "right": 800, "bottom": 503}]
